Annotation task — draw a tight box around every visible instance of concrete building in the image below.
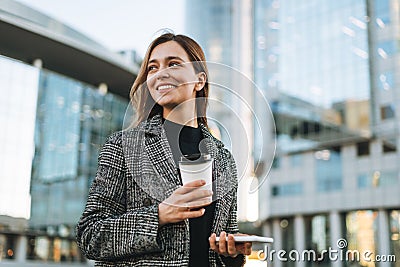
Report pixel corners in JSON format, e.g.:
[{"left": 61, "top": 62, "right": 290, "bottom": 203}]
[{"left": 0, "top": 0, "right": 137, "bottom": 265}]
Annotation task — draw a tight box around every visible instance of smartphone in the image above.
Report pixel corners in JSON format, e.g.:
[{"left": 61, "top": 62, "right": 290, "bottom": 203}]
[{"left": 213, "top": 235, "right": 274, "bottom": 243}]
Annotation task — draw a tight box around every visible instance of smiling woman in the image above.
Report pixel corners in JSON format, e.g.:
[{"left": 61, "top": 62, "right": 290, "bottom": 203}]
[
  {"left": 146, "top": 41, "right": 206, "bottom": 123},
  {"left": 76, "top": 33, "right": 251, "bottom": 267},
  {"left": 130, "top": 33, "right": 209, "bottom": 127}
]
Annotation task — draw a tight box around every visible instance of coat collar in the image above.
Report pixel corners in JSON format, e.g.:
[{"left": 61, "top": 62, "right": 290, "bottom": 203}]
[{"left": 142, "top": 114, "right": 225, "bottom": 149}]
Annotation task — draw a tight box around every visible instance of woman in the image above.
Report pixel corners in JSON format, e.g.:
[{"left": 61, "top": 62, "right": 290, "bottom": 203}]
[{"left": 76, "top": 33, "right": 252, "bottom": 266}]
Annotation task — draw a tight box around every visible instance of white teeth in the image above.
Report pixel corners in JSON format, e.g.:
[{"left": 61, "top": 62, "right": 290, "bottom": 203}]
[{"left": 157, "top": 85, "right": 175, "bottom": 90}]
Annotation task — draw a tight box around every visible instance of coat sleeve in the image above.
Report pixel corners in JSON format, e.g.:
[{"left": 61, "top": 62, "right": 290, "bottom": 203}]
[
  {"left": 220, "top": 152, "right": 246, "bottom": 267},
  {"left": 76, "top": 133, "right": 163, "bottom": 261}
]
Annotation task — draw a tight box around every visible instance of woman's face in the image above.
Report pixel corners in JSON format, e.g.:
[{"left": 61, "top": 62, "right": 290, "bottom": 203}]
[{"left": 146, "top": 41, "right": 205, "bottom": 111}]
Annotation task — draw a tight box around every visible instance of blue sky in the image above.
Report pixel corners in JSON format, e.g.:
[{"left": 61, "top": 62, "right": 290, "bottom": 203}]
[{"left": 16, "top": 0, "right": 186, "bottom": 57}]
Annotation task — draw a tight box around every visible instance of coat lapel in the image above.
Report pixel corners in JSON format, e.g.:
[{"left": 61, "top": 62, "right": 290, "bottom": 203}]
[
  {"left": 199, "top": 124, "right": 234, "bottom": 234},
  {"left": 143, "top": 115, "right": 181, "bottom": 197}
]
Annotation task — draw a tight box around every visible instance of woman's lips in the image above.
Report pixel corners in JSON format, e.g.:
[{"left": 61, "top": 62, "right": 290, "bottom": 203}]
[{"left": 157, "top": 84, "right": 177, "bottom": 92}]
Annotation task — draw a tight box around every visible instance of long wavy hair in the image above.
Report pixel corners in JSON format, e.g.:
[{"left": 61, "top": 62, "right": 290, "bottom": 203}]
[{"left": 130, "top": 33, "right": 209, "bottom": 127}]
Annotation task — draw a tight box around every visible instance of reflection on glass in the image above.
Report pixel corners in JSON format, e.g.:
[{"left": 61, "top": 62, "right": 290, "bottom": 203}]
[
  {"left": 380, "top": 105, "right": 395, "bottom": 120},
  {"left": 382, "top": 139, "right": 397, "bottom": 153},
  {"left": 390, "top": 210, "right": 400, "bottom": 267},
  {"left": 374, "top": 0, "right": 391, "bottom": 24},
  {"left": 281, "top": 217, "right": 295, "bottom": 267},
  {"left": 255, "top": 0, "right": 371, "bottom": 154},
  {"left": 0, "top": 234, "right": 17, "bottom": 260},
  {"left": 29, "top": 66, "right": 128, "bottom": 236},
  {"left": 0, "top": 56, "right": 39, "bottom": 219},
  {"left": 305, "top": 214, "right": 330, "bottom": 266},
  {"left": 346, "top": 210, "right": 378, "bottom": 267},
  {"left": 316, "top": 149, "right": 342, "bottom": 192},
  {"left": 357, "top": 171, "right": 398, "bottom": 188},
  {"left": 272, "top": 182, "right": 303, "bottom": 197}
]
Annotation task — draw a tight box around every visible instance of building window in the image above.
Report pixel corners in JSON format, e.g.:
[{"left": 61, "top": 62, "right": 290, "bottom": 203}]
[
  {"left": 290, "top": 153, "right": 303, "bottom": 167},
  {"left": 280, "top": 218, "right": 295, "bottom": 264},
  {"left": 380, "top": 105, "right": 395, "bottom": 120},
  {"left": 389, "top": 210, "right": 400, "bottom": 264},
  {"left": 315, "top": 149, "right": 342, "bottom": 192},
  {"left": 357, "top": 171, "right": 398, "bottom": 188},
  {"left": 382, "top": 139, "right": 397, "bottom": 153},
  {"left": 305, "top": 214, "right": 330, "bottom": 264},
  {"left": 377, "top": 41, "right": 397, "bottom": 58},
  {"left": 345, "top": 210, "right": 378, "bottom": 267},
  {"left": 272, "top": 157, "right": 280, "bottom": 168},
  {"left": 357, "top": 174, "right": 369, "bottom": 188},
  {"left": 357, "top": 141, "right": 370, "bottom": 156},
  {"left": 0, "top": 234, "right": 16, "bottom": 260},
  {"left": 374, "top": 0, "right": 391, "bottom": 24},
  {"left": 272, "top": 182, "right": 303, "bottom": 197}
]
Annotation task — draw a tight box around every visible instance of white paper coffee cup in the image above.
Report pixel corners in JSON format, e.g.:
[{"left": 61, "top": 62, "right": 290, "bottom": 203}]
[{"left": 179, "top": 153, "right": 213, "bottom": 192}]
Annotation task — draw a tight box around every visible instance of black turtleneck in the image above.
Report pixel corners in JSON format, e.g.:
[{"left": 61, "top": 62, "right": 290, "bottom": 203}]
[{"left": 163, "top": 119, "right": 216, "bottom": 267}]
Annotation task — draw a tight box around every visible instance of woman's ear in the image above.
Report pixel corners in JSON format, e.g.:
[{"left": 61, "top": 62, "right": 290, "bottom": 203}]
[{"left": 195, "top": 72, "right": 207, "bottom": 91}]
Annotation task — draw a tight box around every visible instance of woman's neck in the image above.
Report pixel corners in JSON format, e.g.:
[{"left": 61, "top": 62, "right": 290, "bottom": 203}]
[{"left": 163, "top": 105, "right": 198, "bottom": 128}]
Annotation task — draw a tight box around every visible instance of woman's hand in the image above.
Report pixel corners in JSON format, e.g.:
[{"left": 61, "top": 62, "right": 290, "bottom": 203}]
[
  {"left": 158, "top": 179, "right": 213, "bottom": 226},
  {"left": 209, "top": 232, "right": 252, "bottom": 258}
]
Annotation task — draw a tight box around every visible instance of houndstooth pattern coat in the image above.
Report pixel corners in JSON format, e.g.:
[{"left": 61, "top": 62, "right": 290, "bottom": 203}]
[{"left": 76, "top": 114, "right": 245, "bottom": 266}]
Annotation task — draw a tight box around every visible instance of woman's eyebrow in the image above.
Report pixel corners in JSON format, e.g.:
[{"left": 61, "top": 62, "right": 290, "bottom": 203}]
[{"left": 148, "top": 56, "right": 185, "bottom": 64}]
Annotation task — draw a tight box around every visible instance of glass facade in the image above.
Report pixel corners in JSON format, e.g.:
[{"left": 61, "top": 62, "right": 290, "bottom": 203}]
[
  {"left": 185, "top": 0, "right": 235, "bottom": 146},
  {"left": 0, "top": 55, "right": 129, "bottom": 263},
  {"left": 0, "top": 56, "right": 39, "bottom": 219},
  {"left": 185, "top": 0, "right": 232, "bottom": 65},
  {"left": 254, "top": 1, "right": 400, "bottom": 266},
  {"left": 271, "top": 182, "right": 303, "bottom": 197},
  {"left": 30, "top": 66, "right": 128, "bottom": 229},
  {"left": 345, "top": 210, "right": 379, "bottom": 267},
  {"left": 280, "top": 218, "right": 295, "bottom": 267},
  {"left": 305, "top": 214, "right": 330, "bottom": 266},
  {"left": 315, "top": 149, "right": 342, "bottom": 192},
  {"left": 390, "top": 210, "right": 400, "bottom": 267},
  {"left": 255, "top": 0, "right": 371, "bottom": 155}
]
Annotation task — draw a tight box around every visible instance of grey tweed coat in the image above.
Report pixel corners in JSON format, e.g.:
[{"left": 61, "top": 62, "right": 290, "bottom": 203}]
[{"left": 76, "top": 114, "right": 244, "bottom": 266}]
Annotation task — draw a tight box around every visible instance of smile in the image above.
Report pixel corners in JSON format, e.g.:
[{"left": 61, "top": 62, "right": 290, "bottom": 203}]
[{"left": 157, "top": 84, "right": 177, "bottom": 91}]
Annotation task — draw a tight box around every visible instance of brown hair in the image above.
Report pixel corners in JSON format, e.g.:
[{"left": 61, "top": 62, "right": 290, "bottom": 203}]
[{"left": 130, "top": 33, "right": 209, "bottom": 127}]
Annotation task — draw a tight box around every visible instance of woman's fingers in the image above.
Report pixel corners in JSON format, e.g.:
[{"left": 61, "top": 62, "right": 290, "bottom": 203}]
[
  {"left": 177, "top": 179, "right": 206, "bottom": 194},
  {"left": 209, "top": 233, "right": 217, "bottom": 251},
  {"left": 158, "top": 180, "right": 213, "bottom": 225},
  {"left": 218, "top": 232, "right": 228, "bottom": 256},
  {"left": 181, "top": 208, "right": 205, "bottom": 219},
  {"left": 208, "top": 232, "right": 253, "bottom": 257},
  {"left": 227, "top": 234, "right": 238, "bottom": 256}
]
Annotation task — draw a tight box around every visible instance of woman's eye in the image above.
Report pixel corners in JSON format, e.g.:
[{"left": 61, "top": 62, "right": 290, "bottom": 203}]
[
  {"left": 169, "top": 62, "right": 181, "bottom": 67},
  {"left": 147, "top": 65, "right": 157, "bottom": 72}
]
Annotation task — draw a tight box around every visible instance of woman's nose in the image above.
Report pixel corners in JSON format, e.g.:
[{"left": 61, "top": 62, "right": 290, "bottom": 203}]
[{"left": 156, "top": 68, "right": 170, "bottom": 79}]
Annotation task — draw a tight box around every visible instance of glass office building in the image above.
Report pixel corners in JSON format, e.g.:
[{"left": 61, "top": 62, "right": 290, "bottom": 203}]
[
  {"left": 254, "top": 1, "right": 400, "bottom": 267},
  {"left": 30, "top": 69, "right": 128, "bottom": 228},
  {"left": 0, "top": 0, "right": 135, "bottom": 264},
  {"left": 187, "top": 0, "right": 399, "bottom": 266}
]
